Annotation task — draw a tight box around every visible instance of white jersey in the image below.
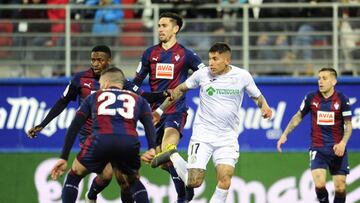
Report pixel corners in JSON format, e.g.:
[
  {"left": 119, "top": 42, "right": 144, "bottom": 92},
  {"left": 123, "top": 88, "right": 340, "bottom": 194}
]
[{"left": 186, "top": 65, "right": 262, "bottom": 143}]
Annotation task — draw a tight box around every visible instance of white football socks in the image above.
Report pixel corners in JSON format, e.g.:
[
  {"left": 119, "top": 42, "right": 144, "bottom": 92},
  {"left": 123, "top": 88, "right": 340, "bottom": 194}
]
[
  {"left": 169, "top": 152, "right": 189, "bottom": 185},
  {"left": 209, "top": 186, "right": 229, "bottom": 203}
]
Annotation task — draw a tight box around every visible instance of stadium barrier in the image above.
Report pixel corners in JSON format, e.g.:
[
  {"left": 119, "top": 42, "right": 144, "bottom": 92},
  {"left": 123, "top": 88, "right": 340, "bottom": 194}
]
[{"left": 0, "top": 77, "right": 360, "bottom": 202}]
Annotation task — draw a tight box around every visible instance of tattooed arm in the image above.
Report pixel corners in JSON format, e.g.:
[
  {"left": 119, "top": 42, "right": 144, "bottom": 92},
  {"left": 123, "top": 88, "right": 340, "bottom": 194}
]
[
  {"left": 333, "top": 120, "right": 352, "bottom": 157},
  {"left": 252, "top": 95, "right": 272, "bottom": 119},
  {"left": 277, "top": 111, "right": 303, "bottom": 152}
]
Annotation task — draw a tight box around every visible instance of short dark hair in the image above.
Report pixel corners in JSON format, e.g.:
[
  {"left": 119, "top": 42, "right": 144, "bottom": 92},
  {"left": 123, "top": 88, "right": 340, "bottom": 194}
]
[
  {"left": 319, "top": 67, "right": 337, "bottom": 78},
  {"left": 92, "top": 45, "right": 112, "bottom": 58},
  {"left": 209, "top": 42, "right": 232, "bottom": 54},
  {"left": 101, "top": 66, "right": 124, "bottom": 76},
  {"left": 101, "top": 67, "right": 125, "bottom": 85},
  {"left": 160, "top": 12, "right": 183, "bottom": 31}
]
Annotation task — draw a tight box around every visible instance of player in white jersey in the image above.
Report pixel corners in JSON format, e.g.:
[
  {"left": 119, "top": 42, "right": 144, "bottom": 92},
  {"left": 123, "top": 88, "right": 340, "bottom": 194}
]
[{"left": 151, "top": 42, "right": 273, "bottom": 202}]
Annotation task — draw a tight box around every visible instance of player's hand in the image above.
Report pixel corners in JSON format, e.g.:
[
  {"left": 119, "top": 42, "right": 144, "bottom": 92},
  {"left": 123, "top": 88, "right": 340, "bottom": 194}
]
[
  {"left": 152, "top": 111, "right": 161, "bottom": 125},
  {"left": 166, "top": 89, "right": 175, "bottom": 101},
  {"left": 51, "top": 159, "right": 67, "bottom": 180},
  {"left": 262, "top": 107, "right": 273, "bottom": 120},
  {"left": 141, "top": 148, "right": 156, "bottom": 164},
  {"left": 333, "top": 141, "right": 346, "bottom": 157},
  {"left": 163, "top": 90, "right": 172, "bottom": 98},
  {"left": 277, "top": 135, "right": 287, "bottom": 152},
  {"left": 27, "top": 125, "right": 43, "bottom": 138}
]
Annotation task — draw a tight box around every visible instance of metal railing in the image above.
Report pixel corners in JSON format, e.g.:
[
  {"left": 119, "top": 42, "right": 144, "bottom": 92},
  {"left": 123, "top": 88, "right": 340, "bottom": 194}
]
[{"left": 0, "top": 2, "right": 359, "bottom": 77}]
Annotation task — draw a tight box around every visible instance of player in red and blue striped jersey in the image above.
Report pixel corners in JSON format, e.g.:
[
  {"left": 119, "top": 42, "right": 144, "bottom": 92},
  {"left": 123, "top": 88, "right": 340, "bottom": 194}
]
[
  {"left": 27, "top": 45, "right": 167, "bottom": 202},
  {"left": 277, "top": 68, "right": 353, "bottom": 203},
  {"left": 50, "top": 67, "right": 156, "bottom": 203},
  {"left": 132, "top": 12, "right": 205, "bottom": 202}
]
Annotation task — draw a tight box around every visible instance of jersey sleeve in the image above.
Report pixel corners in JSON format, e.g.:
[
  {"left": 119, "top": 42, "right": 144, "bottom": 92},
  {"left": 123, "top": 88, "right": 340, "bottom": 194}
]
[
  {"left": 341, "top": 94, "right": 352, "bottom": 121},
  {"left": 123, "top": 79, "right": 144, "bottom": 95},
  {"left": 138, "top": 98, "right": 157, "bottom": 149},
  {"left": 244, "top": 71, "right": 261, "bottom": 98},
  {"left": 62, "top": 78, "right": 80, "bottom": 102},
  {"left": 299, "top": 94, "right": 311, "bottom": 117},
  {"left": 59, "top": 95, "right": 92, "bottom": 160},
  {"left": 187, "top": 50, "right": 206, "bottom": 71},
  {"left": 132, "top": 50, "right": 151, "bottom": 87},
  {"left": 185, "top": 68, "right": 202, "bottom": 89}
]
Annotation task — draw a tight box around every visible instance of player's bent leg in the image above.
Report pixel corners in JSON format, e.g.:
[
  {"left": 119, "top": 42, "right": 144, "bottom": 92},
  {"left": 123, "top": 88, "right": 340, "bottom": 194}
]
[
  {"left": 161, "top": 127, "right": 180, "bottom": 150},
  {"left": 114, "top": 169, "right": 149, "bottom": 203},
  {"left": 62, "top": 159, "right": 89, "bottom": 203},
  {"left": 214, "top": 164, "right": 234, "bottom": 190},
  {"left": 86, "top": 163, "right": 113, "bottom": 202},
  {"left": 117, "top": 169, "right": 137, "bottom": 203},
  {"left": 209, "top": 164, "right": 234, "bottom": 203},
  {"left": 151, "top": 128, "right": 180, "bottom": 168},
  {"left": 187, "top": 168, "right": 206, "bottom": 188},
  {"left": 311, "top": 169, "right": 329, "bottom": 203},
  {"left": 332, "top": 175, "right": 346, "bottom": 203}
]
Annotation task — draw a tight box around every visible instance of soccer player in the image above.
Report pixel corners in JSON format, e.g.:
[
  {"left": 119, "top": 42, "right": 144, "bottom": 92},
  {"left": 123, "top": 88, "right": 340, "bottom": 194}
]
[
  {"left": 132, "top": 12, "right": 205, "bottom": 202},
  {"left": 277, "top": 67, "right": 352, "bottom": 203},
  {"left": 50, "top": 67, "right": 156, "bottom": 203},
  {"left": 152, "top": 42, "right": 273, "bottom": 202},
  {"left": 27, "top": 45, "right": 167, "bottom": 202}
]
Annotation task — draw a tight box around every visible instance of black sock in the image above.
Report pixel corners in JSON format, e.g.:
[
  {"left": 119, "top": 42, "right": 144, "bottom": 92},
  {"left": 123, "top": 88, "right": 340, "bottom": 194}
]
[
  {"left": 315, "top": 187, "right": 329, "bottom": 203},
  {"left": 130, "top": 179, "right": 149, "bottom": 203},
  {"left": 62, "top": 170, "right": 83, "bottom": 203},
  {"left": 165, "top": 165, "right": 188, "bottom": 201},
  {"left": 121, "top": 188, "right": 134, "bottom": 203},
  {"left": 334, "top": 191, "right": 346, "bottom": 203},
  {"left": 87, "top": 176, "right": 111, "bottom": 200}
]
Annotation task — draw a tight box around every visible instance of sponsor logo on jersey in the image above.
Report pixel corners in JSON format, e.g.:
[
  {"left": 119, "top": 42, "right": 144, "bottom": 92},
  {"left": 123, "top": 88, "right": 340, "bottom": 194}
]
[
  {"left": 205, "top": 86, "right": 240, "bottom": 96},
  {"left": 317, "top": 110, "right": 335, "bottom": 125},
  {"left": 155, "top": 63, "right": 174, "bottom": 79}
]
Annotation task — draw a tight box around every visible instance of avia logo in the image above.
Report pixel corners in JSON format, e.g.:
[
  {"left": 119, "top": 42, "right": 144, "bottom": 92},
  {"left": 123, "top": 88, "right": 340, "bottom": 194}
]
[{"left": 206, "top": 86, "right": 216, "bottom": 96}]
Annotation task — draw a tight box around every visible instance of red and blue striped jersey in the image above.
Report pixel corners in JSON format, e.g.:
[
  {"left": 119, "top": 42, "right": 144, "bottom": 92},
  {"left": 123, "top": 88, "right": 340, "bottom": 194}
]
[
  {"left": 63, "top": 68, "right": 142, "bottom": 136},
  {"left": 60, "top": 88, "right": 156, "bottom": 159},
  {"left": 133, "top": 42, "right": 205, "bottom": 113},
  {"left": 76, "top": 88, "right": 156, "bottom": 147},
  {"left": 300, "top": 90, "right": 352, "bottom": 148}
]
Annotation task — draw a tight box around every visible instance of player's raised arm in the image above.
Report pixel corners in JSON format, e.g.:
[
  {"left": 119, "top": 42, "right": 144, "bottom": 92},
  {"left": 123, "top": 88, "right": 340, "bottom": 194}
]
[
  {"left": 277, "top": 111, "right": 303, "bottom": 152},
  {"left": 152, "top": 82, "right": 189, "bottom": 124}
]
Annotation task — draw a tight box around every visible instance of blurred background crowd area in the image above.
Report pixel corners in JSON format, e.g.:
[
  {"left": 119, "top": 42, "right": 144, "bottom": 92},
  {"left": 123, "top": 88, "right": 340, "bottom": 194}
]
[{"left": 0, "top": 0, "right": 359, "bottom": 78}]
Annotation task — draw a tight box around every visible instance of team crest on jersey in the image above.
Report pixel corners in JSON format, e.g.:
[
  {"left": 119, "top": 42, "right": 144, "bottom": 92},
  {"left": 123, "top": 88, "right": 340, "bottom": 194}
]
[
  {"left": 175, "top": 54, "right": 180, "bottom": 62},
  {"left": 317, "top": 111, "right": 335, "bottom": 125},
  {"left": 155, "top": 63, "right": 174, "bottom": 79},
  {"left": 334, "top": 102, "right": 340, "bottom": 110}
]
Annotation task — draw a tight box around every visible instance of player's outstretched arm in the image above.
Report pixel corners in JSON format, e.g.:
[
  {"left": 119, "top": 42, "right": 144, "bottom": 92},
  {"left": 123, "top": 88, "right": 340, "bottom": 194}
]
[
  {"left": 152, "top": 83, "right": 189, "bottom": 124},
  {"left": 333, "top": 119, "right": 352, "bottom": 157},
  {"left": 277, "top": 111, "right": 303, "bottom": 152},
  {"left": 27, "top": 97, "right": 71, "bottom": 138}
]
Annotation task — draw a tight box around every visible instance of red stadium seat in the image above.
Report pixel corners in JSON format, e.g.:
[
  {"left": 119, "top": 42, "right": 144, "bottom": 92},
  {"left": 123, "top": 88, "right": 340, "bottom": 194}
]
[{"left": 0, "top": 20, "right": 14, "bottom": 58}]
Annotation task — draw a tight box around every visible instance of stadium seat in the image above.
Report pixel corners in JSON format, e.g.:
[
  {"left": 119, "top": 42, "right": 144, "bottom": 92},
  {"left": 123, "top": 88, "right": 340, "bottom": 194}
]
[{"left": 0, "top": 20, "right": 14, "bottom": 58}]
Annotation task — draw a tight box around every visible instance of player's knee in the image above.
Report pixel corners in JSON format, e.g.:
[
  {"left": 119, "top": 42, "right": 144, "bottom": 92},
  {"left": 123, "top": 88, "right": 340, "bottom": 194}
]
[
  {"left": 334, "top": 184, "right": 346, "bottom": 194},
  {"left": 217, "top": 178, "right": 231, "bottom": 189},
  {"left": 313, "top": 180, "right": 326, "bottom": 189},
  {"left": 188, "top": 179, "right": 203, "bottom": 188}
]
